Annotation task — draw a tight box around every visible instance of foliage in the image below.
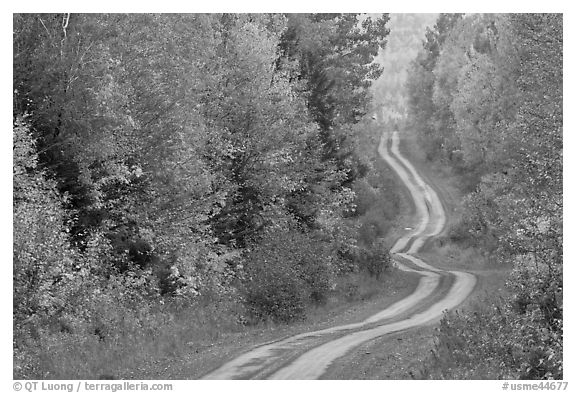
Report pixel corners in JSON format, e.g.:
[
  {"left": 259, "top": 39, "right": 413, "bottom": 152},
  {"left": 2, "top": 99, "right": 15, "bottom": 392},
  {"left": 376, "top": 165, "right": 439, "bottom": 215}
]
[
  {"left": 277, "top": 13, "right": 390, "bottom": 186},
  {"left": 13, "top": 13, "right": 397, "bottom": 377},
  {"left": 355, "top": 238, "right": 392, "bottom": 280},
  {"left": 406, "top": 13, "right": 562, "bottom": 380},
  {"left": 405, "top": 13, "right": 463, "bottom": 161},
  {"left": 422, "top": 299, "right": 562, "bottom": 379},
  {"left": 13, "top": 117, "right": 78, "bottom": 333},
  {"left": 242, "top": 229, "right": 335, "bottom": 323}
]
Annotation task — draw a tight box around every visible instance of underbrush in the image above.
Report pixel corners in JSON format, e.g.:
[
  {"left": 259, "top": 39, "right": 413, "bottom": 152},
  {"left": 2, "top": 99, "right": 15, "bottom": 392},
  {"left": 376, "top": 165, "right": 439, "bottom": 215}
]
[
  {"left": 422, "top": 239, "right": 496, "bottom": 271},
  {"left": 332, "top": 271, "right": 392, "bottom": 304},
  {"left": 241, "top": 230, "right": 335, "bottom": 324},
  {"left": 416, "top": 296, "right": 562, "bottom": 380},
  {"left": 14, "top": 117, "right": 410, "bottom": 380},
  {"left": 397, "top": 125, "right": 562, "bottom": 380},
  {"left": 15, "top": 266, "right": 404, "bottom": 380},
  {"left": 401, "top": 139, "right": 563, "bottom": 380},
  {"left": 13, "top": 292, "right": 248, "bottom": 379},
  {"left": 412, "top": 234, "right": 562, "bottom": 381},
  {"left": 354, "top": 160, "right": 404, "bottom": 245}
]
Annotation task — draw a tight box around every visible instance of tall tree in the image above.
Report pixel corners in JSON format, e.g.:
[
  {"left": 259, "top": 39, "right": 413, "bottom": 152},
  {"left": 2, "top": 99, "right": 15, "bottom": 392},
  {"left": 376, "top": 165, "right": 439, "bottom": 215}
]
[
  {"left": 406, "top": 13, "right": 463, "bottom": 161},
  {"left": 408, "top": 13, "right": 563, "bottom": 379},
  {"left": 276, "top": 13, "right": 390, "bottom": 185}
]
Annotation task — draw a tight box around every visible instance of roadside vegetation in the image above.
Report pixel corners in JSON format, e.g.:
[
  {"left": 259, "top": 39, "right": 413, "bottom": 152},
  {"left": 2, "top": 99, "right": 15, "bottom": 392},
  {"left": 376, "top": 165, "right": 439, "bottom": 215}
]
[
  {"left": 13, "top": 13, "right": 411, "bottom": 379},
  {"left": 404, "top": 13, "right": 562, "bottom": 379}
]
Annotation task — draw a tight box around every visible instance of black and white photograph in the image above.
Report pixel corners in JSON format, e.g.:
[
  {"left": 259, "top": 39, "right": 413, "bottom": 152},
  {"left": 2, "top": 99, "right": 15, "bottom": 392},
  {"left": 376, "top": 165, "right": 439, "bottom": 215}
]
[{"left": 11, "top": 7, "right": 565, "bottom": 387}]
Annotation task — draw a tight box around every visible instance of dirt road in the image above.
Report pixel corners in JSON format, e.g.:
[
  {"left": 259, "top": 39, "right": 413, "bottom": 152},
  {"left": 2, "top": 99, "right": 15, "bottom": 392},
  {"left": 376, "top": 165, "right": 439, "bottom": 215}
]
[{"left": 201, "top": 129, "right": 476, "bottom": 380}]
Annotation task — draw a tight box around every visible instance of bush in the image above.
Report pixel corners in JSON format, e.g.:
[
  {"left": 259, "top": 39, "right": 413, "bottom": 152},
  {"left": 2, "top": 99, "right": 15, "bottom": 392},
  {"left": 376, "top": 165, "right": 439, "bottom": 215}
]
[
  {"left": 352, "top": 178, "right": 378, "bottom": 217},
  {"left": 419, "top": 297, "right": 562, "bottom": 380},
  {"left": 357, "top": 239, "right": 392, "bottom": 280},
  {"left": 243, "top": 266, "right": 306, "bottom": 323},
  {"left": 241, "top": 230, "right": 335, "bottom": 323}
]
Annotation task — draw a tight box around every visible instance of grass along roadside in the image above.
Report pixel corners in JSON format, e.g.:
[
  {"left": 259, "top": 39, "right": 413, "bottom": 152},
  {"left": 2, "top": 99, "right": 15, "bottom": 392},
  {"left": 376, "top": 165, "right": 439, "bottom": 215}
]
[
  {"left": 322, "top": 263, "right": 510, "bottom": 379},
  {"left": 135, "top": 269, "right": 421, "bottom": 379},
  {"left": 19, "top": 265, "right": 421, "bottom": 380}
]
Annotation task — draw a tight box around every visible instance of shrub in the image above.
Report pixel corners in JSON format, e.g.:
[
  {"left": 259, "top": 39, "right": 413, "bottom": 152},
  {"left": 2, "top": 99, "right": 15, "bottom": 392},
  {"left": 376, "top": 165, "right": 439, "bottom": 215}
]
[
  {"left": 241, "top": 229, "right": 335, "bottom": 323},
  {"left": 352, "top": 178, "right": 378, "bottom": 217},
  {"left": 243, "top": 266, "right": 306, "bottom": 323},
  {"left": 419, "top": 297, "right": 562, "bottom": 380},
  {"left": 357, "top": 239, "right": 392, "bottom": 280}
]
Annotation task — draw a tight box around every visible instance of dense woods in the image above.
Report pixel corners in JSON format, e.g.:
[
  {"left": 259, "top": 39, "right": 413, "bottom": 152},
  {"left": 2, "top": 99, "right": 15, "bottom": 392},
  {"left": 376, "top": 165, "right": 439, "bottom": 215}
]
[
  {"left": 13, "top": 12, "right": 563, "bottom": 381},
  {"left": 13, "top": 13, "right": 396, "bottom": 378},
  {"left": 405, "top": 13, "right": 563, "bottom": 379}
]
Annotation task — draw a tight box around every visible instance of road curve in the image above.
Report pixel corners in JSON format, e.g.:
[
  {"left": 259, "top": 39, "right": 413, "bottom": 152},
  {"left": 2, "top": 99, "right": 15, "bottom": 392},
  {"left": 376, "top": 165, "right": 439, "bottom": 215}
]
[{"left": 201, "top": 129, "right": 476, "bottom": 380}]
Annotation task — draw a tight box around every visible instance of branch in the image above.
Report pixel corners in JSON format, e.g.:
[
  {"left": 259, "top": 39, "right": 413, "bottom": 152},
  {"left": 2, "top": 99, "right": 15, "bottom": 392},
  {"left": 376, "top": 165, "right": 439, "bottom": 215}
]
[
  {"left": 60, "top": 13, "right": 71, "bottom": 57},
  {"left": 62, "top": 13, "right": 70, "bottom": 33},
  {"left": 37, "top": 16, "right": 53, "bottom": 42}
]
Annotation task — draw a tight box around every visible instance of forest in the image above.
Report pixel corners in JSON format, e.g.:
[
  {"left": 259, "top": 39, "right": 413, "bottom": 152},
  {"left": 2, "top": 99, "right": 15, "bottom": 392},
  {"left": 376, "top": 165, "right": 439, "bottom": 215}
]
[
  {"left": 13, "top": 13, "right": 400, "bottom": 378},
  {"left": 13, "top": 13, "right": 563, "bottom": 381},
  {"left": 405, "top": 13, "right": 562, "bottom": 379}
]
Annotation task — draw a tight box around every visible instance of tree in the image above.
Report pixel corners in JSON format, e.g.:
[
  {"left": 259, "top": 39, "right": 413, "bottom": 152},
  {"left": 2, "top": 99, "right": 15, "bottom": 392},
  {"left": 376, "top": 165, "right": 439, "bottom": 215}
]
[
  {"left": 13, "top": 13, "right": 396, "bottom": 377},
  {"left": 411, "top": 13, "right": 563, "bottom": 379},
  {"left": 277, "top": 13, "right": 390, "bottom": 186},
  {"left": 406, "top": 13, "right": 463, "bottom": 161},
  {"left": 13, "top": 117, "right": 77, "bottom": 331}
]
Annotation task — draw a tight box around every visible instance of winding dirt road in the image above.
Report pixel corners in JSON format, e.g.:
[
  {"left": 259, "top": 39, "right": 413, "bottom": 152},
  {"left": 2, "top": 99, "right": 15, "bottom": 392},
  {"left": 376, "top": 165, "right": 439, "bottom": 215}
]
[{"left": 201, "top": 129, "right": 476, "bottom": 380}]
